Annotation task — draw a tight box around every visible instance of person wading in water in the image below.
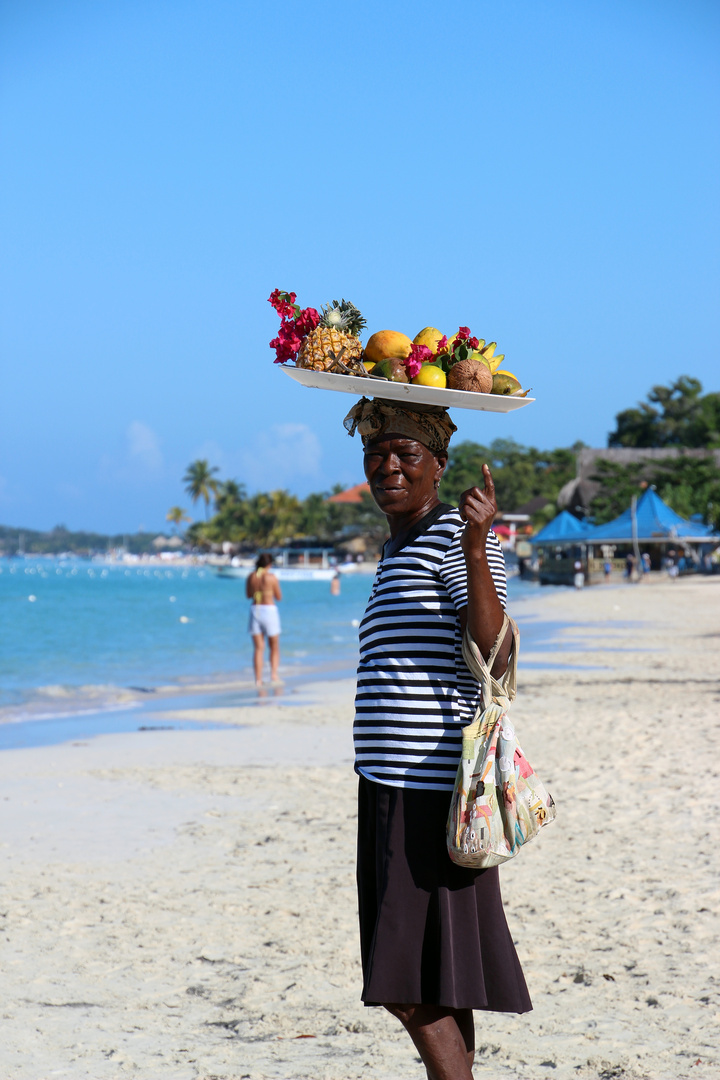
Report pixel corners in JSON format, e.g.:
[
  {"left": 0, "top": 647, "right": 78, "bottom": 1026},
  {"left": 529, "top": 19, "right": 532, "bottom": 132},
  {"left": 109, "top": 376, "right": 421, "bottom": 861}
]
[{"left": 246, "top": 553, "right": 282, "bottom": 686}]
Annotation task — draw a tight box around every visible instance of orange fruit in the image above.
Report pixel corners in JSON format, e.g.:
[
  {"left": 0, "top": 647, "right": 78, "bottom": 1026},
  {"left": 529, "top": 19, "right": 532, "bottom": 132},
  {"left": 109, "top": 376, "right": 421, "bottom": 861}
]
[{"left": 364, "top": 330, "right": 413, "bottom": 366}]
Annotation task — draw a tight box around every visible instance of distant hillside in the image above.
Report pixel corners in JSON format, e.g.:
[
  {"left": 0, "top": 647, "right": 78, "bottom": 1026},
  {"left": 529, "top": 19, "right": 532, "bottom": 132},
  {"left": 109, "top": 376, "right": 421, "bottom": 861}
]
[{"left": 0, "top": 524, "right": 163, "bottom": 556}]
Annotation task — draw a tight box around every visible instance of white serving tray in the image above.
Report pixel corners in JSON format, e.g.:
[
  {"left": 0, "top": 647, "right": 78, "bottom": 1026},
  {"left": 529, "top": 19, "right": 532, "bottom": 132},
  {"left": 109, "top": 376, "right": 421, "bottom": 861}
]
[{"left": 281, "top": 365, "right": 534, "bottom": 412}]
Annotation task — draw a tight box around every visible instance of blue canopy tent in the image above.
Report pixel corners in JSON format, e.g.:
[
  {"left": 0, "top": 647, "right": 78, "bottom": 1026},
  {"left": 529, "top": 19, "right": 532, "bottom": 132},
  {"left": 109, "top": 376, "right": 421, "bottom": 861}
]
[
  {"left": 531, "top": 511, "right": 592, "bottom": 545},
  {"left": 528, "top": 491, "right": 717, "bottom": 584},
  {"left": 529, "top": 510, "right": 592, "bottom": 585},
  {"left": 586, "top": 488, "right": 717, "bottom": 544}
]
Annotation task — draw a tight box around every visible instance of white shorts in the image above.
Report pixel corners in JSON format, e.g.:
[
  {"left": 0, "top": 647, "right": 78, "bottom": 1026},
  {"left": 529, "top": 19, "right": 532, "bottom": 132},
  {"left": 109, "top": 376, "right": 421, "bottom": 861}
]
[{"left": 248, "top": 604, "right": 281, "bottom": 637}]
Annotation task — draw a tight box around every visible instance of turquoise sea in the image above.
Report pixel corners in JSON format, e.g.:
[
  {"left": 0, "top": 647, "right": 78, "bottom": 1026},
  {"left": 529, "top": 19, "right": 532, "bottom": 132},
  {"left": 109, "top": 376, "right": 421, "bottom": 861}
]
[{"left": 0, "top": 557, "right": 551, "bottom": 749}]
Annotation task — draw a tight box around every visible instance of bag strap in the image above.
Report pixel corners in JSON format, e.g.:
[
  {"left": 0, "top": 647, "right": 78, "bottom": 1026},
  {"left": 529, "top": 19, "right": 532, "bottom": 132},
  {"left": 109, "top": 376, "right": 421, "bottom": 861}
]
[{"left": 461, "top": 613, "right": 520, "bottom": 721}]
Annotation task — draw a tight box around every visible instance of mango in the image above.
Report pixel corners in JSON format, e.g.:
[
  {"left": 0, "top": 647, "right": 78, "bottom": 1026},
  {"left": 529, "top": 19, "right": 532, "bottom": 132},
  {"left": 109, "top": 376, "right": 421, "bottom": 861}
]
[
  {"left": 364, "top": 330, "right": 413, "bottom": 366},
  {"left": 373, "top": 357, "right": 410, "bottom": 383},
  {"left": 492, "top": 372, "right": 522, "bottom": 395}
]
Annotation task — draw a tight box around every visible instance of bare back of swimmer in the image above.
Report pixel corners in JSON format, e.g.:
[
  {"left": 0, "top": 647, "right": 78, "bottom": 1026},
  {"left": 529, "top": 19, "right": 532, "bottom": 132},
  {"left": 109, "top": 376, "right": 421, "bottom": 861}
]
[{"left": 246, "top": 553, "right": 282, "bottom": 685}]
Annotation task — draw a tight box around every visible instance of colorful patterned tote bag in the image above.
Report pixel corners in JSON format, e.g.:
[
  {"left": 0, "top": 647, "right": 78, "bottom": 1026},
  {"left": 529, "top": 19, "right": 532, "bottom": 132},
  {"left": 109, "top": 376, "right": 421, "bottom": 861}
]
[{"left": 447, "top": 613, "right": 556, "bottom": 868}]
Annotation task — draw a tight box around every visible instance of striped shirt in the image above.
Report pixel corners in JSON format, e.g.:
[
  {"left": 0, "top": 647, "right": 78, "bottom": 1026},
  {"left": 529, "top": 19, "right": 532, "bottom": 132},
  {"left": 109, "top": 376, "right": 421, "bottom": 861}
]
[{"left": 353, "top": 506, "right": 507, "bottom": 792}]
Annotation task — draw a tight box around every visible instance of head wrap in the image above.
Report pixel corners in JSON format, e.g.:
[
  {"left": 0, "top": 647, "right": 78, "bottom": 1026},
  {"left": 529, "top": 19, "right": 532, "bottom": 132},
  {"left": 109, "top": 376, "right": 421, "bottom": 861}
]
[{"left": 343, "top": 397, "right": 457, "bottom": 456}]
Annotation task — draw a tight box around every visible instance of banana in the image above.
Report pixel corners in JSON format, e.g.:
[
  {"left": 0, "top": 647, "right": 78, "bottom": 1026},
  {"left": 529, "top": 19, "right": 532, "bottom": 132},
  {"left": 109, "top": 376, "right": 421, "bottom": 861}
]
[
  {"left": 481, "top": 342, "right": 497, "bottom": 360},
  {"left": 488, "top": 352, "right": 504, "bottom": 373}
]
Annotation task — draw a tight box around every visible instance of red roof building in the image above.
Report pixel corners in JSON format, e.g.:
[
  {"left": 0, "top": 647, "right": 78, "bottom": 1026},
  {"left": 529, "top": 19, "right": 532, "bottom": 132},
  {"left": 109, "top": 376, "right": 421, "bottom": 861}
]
[{"left": 326, "top": 482, "right": 371, "bottom": 505}]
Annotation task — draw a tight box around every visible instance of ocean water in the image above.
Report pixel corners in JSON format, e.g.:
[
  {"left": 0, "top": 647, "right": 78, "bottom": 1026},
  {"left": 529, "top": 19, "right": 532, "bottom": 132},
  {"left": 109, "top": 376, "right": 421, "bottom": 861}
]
[
  {"left": 0, "top": 559, "right": 373, "bottom": 712},
  {"left": 0, "top": 557, "right": 561, "bottom": 749}
]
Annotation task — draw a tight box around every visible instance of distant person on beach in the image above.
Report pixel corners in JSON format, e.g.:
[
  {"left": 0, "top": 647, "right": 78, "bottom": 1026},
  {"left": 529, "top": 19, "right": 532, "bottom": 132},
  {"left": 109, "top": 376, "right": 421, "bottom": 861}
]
[
  {"left": 246, "top": 554, "right": 282, "bottom": 686},
  {"left": 330, "top": 570, "right": 341, "bottom": 596},
  {"left": 603, "top": 558, "right": 612, "bottom": 581},
  {"left": 344, "top": 397, "right": 531, "bottom": 1080},
  {"left": 573, "top": 559, "right": 584, "bottom": 589}
]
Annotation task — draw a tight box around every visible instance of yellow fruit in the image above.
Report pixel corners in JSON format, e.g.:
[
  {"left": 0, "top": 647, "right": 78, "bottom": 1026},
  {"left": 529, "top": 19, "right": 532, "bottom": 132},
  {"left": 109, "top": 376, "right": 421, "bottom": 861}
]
[
  {"left": 494, "top": 368, "right": 517, "bottom": 381},
  {"left": 364, "top": 330, "right": 413, "bottom": 366},
  {"left": 481, "top": 341, "right": 497, "bottom": 360},
  {"left": 413, "top": 327, "right": 444, "bottom": 354},
  {"left": 411, "top": 364, "right": 447, "bottom": 389},
  {"left": 487, "top": 352, "right": 504, "bottom": 374},
  {"left": 363, "top": 360, "right": 377, "bottom": 373}
]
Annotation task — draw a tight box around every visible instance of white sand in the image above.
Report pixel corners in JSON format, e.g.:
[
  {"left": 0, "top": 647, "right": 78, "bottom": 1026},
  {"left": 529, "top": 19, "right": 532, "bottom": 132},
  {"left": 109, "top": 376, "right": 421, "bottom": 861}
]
[{"left": 1, "top": 577, "right": 718, "bottom": 1079}]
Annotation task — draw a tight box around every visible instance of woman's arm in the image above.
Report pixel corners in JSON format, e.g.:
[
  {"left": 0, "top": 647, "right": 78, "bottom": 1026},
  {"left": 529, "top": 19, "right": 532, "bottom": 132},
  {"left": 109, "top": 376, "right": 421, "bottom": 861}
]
[
  {"left": 272, "top": 574, "right": 282, "bottom": 602},
  {"left": 245, "top": 573, "right": 254, "bottom": 600},
  {"left": 457, "top": 464, "right": 512, "bottom": 677}
]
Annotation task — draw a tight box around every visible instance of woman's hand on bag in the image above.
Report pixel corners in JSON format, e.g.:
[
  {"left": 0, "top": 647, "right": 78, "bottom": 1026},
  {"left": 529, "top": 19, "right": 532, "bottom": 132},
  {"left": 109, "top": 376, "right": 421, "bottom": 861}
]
[{"left": 459, "top": 464, "right": 497, "bottom": 560}]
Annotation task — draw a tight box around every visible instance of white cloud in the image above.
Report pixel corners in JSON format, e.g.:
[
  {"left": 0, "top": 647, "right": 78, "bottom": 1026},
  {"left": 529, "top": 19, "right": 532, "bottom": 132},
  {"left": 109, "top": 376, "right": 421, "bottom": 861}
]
[
  {"left": 241, "top": 423, "right": 322, "bottom": 490},
  {"left": 126, "top": 421, "right": 163, "bottom": 476}
]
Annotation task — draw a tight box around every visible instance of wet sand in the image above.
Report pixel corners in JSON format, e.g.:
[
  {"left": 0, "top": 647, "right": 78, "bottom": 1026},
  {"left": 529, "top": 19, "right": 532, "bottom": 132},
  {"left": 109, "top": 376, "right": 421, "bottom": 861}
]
[{"left": 1, "top": 576, "right": 718, "bottom": 1079}]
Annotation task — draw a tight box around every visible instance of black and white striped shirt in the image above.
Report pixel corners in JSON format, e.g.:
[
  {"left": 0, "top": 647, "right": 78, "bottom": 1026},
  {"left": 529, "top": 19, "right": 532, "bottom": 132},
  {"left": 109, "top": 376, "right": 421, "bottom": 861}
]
[{"left": 353, "top": 506, "right": 507, "bottom": 792}]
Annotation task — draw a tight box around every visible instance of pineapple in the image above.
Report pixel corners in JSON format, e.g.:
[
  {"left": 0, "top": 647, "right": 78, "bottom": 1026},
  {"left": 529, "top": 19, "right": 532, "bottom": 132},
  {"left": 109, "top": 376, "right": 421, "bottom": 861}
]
[{"left": 296, "top": 299, "right": 367, "bottom": 372}]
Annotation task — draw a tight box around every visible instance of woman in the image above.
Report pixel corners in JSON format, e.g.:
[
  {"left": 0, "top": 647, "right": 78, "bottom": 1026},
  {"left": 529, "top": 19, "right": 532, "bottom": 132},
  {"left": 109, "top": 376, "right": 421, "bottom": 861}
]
[
  {"left": 245, "top": 553, "right": 282, "bottom": 686},
  {"left": 345, "top": 397, "right": 531, "bottom": 1080}
]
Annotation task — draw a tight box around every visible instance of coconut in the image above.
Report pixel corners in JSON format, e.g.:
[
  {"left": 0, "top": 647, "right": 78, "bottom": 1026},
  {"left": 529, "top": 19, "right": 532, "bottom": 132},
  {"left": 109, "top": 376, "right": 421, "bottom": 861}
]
[{"left": 447, "top": 358, "right": 493, "bottom": 394}]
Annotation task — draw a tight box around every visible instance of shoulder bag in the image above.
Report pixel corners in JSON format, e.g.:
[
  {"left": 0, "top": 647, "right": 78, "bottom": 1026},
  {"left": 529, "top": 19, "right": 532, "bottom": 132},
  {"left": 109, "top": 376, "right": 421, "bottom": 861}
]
[{"left": 447, "top": 613, "right": 556, "bottom": 868}]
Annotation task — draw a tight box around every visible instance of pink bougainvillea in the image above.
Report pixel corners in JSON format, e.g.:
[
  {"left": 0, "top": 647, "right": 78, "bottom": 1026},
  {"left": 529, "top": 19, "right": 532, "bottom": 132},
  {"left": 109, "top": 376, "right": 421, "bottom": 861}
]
[
  {"left": 404, "top": 343, "right": 434, "bottom": 379},
  {"left": 268, "top": 289, "right": 319, "bottom": 363}
]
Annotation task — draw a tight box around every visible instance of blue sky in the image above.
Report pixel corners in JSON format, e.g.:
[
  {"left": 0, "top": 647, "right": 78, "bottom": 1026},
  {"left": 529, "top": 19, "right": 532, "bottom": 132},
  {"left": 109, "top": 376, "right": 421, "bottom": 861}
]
[{"left": 1, "top": 0, "right": 718, "bottom": 533}]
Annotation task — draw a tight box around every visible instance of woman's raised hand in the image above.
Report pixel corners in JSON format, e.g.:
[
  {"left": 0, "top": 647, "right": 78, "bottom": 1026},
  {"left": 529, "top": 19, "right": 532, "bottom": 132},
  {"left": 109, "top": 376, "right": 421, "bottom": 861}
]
[{"left": 459, "top": 464, "right": 497, "bottom": 558}]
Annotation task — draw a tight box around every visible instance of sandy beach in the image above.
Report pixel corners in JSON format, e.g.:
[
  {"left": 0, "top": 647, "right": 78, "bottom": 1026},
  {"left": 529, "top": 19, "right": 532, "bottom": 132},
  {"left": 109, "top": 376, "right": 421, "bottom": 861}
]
[{"left": 1, "top": 576, "right": 719, "bottom": 1080}]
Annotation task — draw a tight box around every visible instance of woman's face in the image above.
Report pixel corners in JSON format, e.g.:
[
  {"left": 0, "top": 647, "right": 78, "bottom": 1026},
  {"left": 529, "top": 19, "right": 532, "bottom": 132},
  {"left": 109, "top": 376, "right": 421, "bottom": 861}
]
[{"left": 363, "top": 433, "right": 447, "bottom": 518}]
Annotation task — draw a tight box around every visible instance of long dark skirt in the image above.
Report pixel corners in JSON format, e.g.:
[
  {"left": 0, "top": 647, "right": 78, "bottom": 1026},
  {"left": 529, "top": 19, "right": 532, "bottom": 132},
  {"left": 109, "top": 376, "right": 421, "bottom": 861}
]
[{"left": 356, "top": 773, "right": 532, "bottom": 1013}]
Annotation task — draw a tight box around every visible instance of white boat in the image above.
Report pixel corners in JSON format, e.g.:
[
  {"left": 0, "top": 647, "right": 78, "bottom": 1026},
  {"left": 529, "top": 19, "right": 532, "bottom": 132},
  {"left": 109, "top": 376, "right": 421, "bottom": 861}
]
[
  {"left": 216, "top": 565, "right": 336, "bottom": 582},
  {"left": 216, "top": 544, "right": 340, "bottom": 582}
]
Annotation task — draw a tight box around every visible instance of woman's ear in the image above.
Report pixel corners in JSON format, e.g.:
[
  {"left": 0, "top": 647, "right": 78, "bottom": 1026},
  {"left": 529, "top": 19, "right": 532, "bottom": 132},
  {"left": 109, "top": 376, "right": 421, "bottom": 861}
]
[{"left": 434, "top": 451, "right": 448, "bottom": 488}]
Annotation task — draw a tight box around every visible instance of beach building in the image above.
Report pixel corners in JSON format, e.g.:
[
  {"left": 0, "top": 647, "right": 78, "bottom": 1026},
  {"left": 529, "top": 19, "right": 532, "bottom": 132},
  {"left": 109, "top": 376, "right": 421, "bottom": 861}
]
[{"left": 531, "top": 489, "right": 719, "bottom": 585}]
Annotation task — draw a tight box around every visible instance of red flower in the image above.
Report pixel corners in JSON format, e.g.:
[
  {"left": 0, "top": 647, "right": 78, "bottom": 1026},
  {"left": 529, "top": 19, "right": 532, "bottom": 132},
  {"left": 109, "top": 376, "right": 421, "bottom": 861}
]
[
  {"left": 405, "top": 343, "right": 433, "bottom": 378},
  {"left": 295, "top": 306, "right": 320, "bottom": 336},
  {"left": 436, "top": 335, "right": 448, "bottom": 353},
  {"left": 468, "top": 336, "right": 480, "bottom": 350},
  {"left": 455, "top": 326, "right": 471, "bottom": 341},
  {"left": 268, "top": 289, "right": 299, "bottom": 320},
  {"left": 270, "top": 318, "right": 305, "bottom": 362},
  {"left": 270, "top": 335, "right": 293, "bottom": 363}
]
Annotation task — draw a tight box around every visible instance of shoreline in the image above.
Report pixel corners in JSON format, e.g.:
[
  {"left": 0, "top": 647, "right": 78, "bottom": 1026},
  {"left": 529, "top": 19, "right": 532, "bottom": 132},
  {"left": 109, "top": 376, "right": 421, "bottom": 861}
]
[
  {"left": 0, "top": 576, "right": 718, "bottom": 1077},
  {"left": 2, "top": 572, "right": 714, "bottom": 750}
]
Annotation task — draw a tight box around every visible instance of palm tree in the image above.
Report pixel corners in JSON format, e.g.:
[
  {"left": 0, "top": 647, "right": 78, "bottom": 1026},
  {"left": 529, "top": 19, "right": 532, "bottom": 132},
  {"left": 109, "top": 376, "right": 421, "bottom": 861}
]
[
  {"left": 166, "top": 506, "right": 192, "bottom": 534},
  {"left": 183, "top": 460, "right": 219, "bottom": 520},
  {"left": 214, "top": 479, "right": 247, "bottom": 511}
]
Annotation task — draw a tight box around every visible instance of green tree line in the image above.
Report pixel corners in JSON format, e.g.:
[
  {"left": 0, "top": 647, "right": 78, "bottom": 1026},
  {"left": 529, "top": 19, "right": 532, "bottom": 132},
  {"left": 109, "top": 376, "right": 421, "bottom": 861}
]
[
  {"left": 180, "top": 441, "right": 582, "bottom": 550},
  {"left": 178, "top": 376, "right": 719, "bottom": 548},
  {"left": 591, "top": 376, "right": 720, "bottom": 526}
]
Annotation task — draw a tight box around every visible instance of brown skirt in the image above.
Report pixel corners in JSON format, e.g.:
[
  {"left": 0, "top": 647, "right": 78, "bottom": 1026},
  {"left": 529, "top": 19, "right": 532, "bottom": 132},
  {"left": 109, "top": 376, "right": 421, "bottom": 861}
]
[{"left": 356, "top": 773, "right": 532, "bottom": 1013}]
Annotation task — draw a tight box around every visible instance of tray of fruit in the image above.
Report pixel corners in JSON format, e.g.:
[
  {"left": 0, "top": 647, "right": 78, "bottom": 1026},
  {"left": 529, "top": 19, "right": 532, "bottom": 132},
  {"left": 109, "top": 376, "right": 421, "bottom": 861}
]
[{"left": 268, "top": 290, "right": 534, "bottom": 413}]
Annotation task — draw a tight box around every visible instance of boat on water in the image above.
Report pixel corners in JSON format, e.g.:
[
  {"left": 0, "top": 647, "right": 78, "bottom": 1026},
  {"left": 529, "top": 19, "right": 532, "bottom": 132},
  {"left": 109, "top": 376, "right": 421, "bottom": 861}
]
[
  {"left": 216, "top": 565, "right": 336, "bottom": 582},
  {"left": 216, "top": 544, "right": 339, "bottom": 583}
]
